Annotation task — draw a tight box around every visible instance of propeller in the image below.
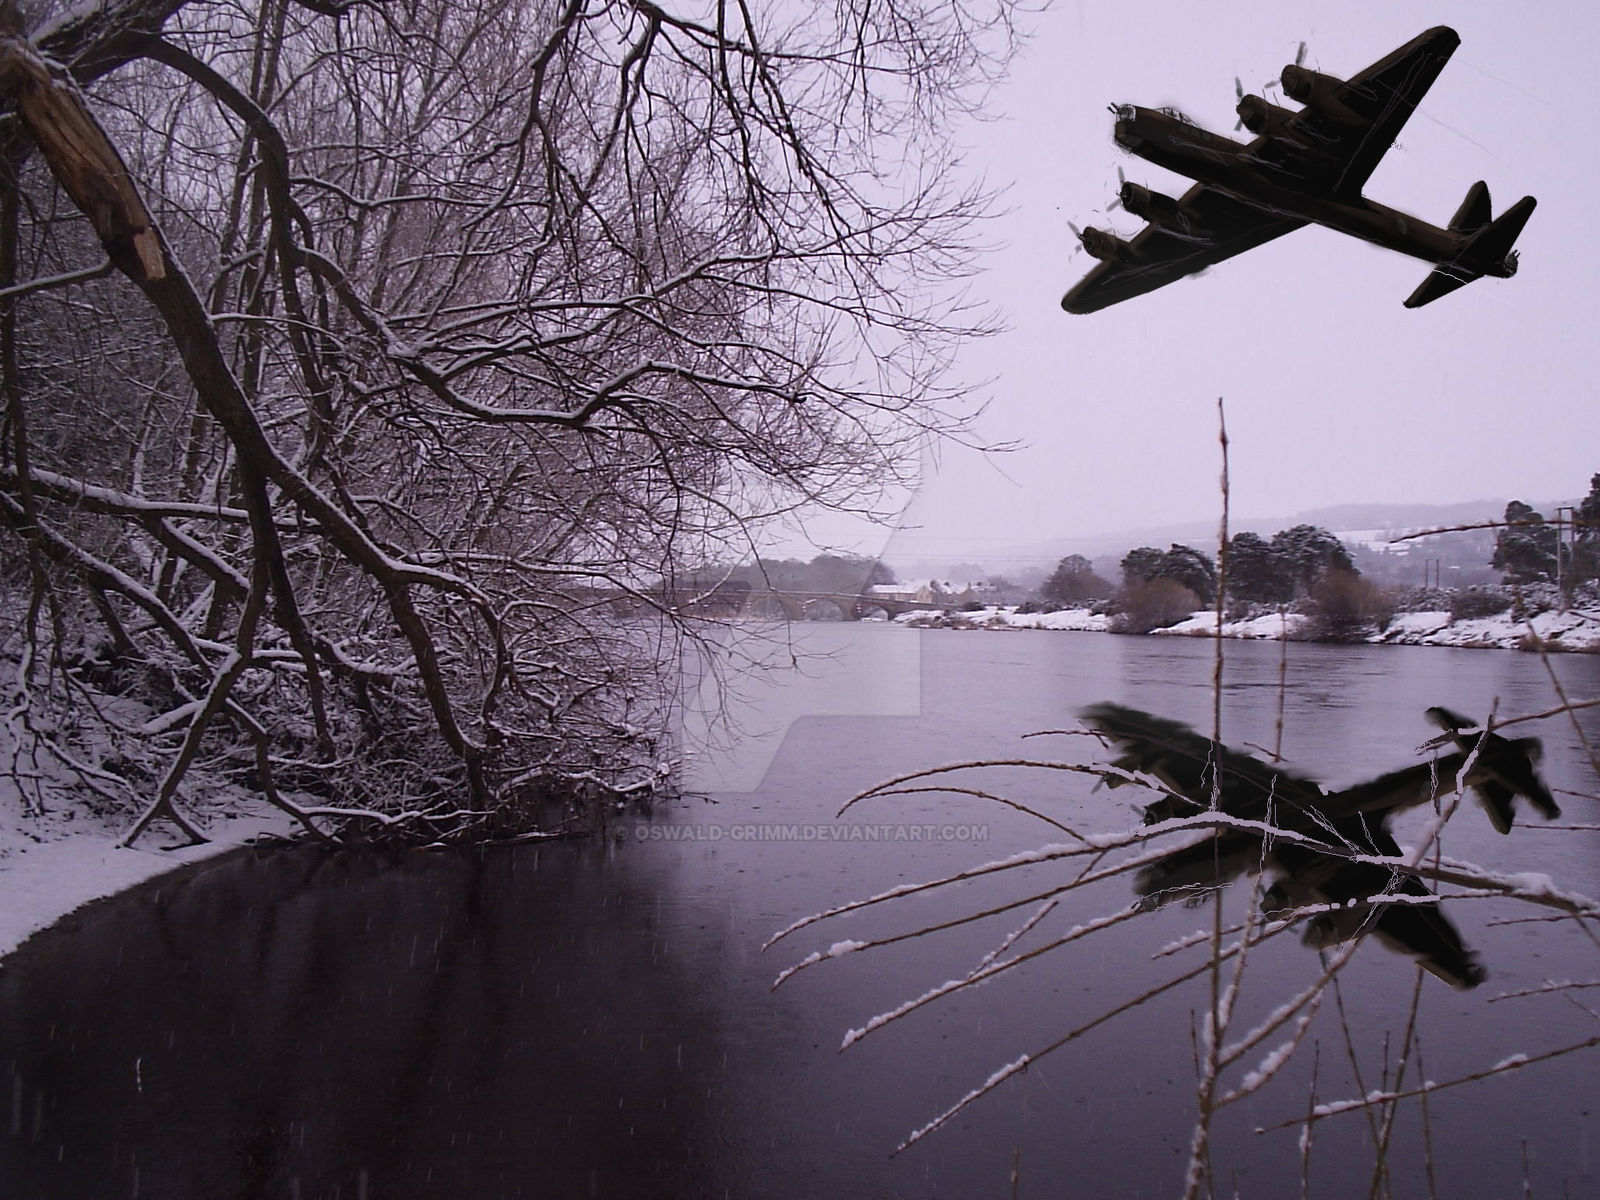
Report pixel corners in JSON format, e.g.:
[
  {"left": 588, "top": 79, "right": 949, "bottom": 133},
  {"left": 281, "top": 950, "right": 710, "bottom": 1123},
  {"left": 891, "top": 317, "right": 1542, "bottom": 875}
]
[
  {"left": 1275, "top": 40, "right": 1310, "bottom": 101},
  {"left": 1107, "top": 166, "right": 1126, "bottom": 212},
  {"left": 1068, "top": 220, "right": 1084, "bottom": 259},
  {"left": 1245, "top": 41, "right": 1305, "bottom": 118}
]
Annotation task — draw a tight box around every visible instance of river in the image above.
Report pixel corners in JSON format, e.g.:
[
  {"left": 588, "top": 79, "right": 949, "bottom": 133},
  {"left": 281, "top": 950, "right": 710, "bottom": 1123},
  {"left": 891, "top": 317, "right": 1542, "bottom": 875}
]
[{"left": 4, "top": 627, "right": 1598, "bottom": 1198}]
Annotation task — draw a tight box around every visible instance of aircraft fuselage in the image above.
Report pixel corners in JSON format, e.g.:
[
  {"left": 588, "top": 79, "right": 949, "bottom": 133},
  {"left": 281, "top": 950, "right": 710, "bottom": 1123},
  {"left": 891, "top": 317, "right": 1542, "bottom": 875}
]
[
  {"left": 1112, "top": 106, "right": 1509, "bottom": 278},
  {"left": 1063, "top": 28, "right": 1534, "bottom": 313}
]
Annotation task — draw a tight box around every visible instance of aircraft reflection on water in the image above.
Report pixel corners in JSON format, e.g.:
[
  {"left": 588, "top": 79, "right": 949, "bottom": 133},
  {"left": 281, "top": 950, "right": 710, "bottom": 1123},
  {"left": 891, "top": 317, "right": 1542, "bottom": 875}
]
[{"left": 1082, "top": 702, "right": 1559, "bottom": 989}]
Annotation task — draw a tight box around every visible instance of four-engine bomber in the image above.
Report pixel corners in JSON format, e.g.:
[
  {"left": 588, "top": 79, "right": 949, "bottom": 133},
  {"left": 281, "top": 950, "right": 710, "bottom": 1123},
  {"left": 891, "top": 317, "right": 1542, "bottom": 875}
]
[{"left": 1061, "top": 27, "right": 1536, "bottom": 313}]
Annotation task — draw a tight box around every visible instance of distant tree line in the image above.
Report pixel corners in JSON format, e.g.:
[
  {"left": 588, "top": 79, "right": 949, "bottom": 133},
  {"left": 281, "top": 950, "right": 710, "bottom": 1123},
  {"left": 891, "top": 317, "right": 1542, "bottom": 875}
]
[
  {"left": 1224, "top": 525, "right": 1356, "bottom": 603},
  {"left": 1492, "top": 502, "right": 1561, "bottom": 584},
  {"left": 718, "top": 554, "right": 895, "bottom": 596},
  {"left": 1491, "top": 474, "right": 1600, "bottom": 588},
  {"left": 1039, "top": 554, "right": 1111, "bottom": 606},
  {"left": 1037, "top": 525, "right": 1364, "bottom": 635},
  {"left": 1121, "top": 544, "right": 1221, "bottom": 605},
  {"left": 1020, "top": 472, "right": 1600, "bottom": 640}
]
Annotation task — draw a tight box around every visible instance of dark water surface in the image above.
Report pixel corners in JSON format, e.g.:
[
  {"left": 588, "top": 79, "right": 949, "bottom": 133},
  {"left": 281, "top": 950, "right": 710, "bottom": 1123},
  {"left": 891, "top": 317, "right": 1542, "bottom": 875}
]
[{"left": 4, "top": 629, "right": 1599, "bottom": 1198}]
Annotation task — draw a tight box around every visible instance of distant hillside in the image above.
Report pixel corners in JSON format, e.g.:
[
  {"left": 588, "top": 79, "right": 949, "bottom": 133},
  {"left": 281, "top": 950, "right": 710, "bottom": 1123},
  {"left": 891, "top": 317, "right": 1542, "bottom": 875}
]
[
  {"left": 1292, "top": 500, "right": 1510, "bottom": 533},
  {"left": 1104, "top": 498, "right": 1579, "bottom": 548},
  {"left": 887, "top": 496, "right": 1581, "bottom": 582}
]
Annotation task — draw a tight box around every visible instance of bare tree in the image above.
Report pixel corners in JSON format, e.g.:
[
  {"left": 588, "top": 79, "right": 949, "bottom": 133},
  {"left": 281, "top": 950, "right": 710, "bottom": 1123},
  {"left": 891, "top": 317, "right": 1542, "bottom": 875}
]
[{"left": 0, "top": 0, "right": 1020, "bottom": 843}]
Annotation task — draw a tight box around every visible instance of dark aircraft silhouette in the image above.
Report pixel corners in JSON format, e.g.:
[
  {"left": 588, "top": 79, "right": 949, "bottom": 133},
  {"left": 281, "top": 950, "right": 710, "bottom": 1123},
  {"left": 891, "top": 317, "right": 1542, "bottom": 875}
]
[
  {"left": 1061, "top": 27, "right": 1537, "bottom": 313},
  {"left": 1080, "top": 703, "right": 1560, "bottom": 989}
]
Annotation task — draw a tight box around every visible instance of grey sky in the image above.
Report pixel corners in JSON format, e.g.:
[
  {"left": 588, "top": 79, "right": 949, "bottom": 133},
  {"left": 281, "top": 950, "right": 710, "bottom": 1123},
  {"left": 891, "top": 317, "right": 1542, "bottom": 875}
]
[{"left": 853, "top": 1, "right": 1594, "bottom": 569}]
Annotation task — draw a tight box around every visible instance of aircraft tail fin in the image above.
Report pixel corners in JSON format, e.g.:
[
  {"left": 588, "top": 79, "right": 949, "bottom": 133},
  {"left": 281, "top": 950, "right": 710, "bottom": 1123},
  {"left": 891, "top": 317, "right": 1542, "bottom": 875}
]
[
  {"left": 1466, "top": 195, "right": 1537, "bottom": 267},
  {"left": 1447, "top": 181, "right": 1492, "bottom": 232},
  {"left": 1404, "top": 194, "right": 1536, "bottom": 308}
]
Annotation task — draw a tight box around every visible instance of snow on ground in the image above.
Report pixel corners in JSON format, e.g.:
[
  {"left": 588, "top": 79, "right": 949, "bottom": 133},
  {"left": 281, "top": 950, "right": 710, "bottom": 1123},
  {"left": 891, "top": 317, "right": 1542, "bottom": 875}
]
[
  {"left": 1373, "top": 606, "right": 1600, "bottom": 651},
  {"left": 0, "top": 671, "right": 308, "bottom": 963},
  {"left": 1378, "top": 611, "right": 1453, "bottom": 640},
  {"left": 0, "top": 781, "right": 298, "bottom": 964},
  {"left": 895, "top": 603, "right": 1600, "bottom": 650},
  {"left": 894, "top": 606, "right": 1111, "bottom": 632},
  {"left": 1150, "top": 611, "right": 1313, "bottom": 640}
]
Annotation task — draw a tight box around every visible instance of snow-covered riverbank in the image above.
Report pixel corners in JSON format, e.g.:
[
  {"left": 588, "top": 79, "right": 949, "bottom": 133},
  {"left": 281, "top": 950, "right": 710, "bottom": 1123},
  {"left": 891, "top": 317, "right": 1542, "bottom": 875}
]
[
  {"left": 894, "top": 603, "right": 1600, "bottom": 651},
  {"left": 1370, "top": 607, "right": 1600, "bottom": 650},
  {"left": 6, "top": 601, "right": 1598, "bottom": 964},
  {"left": 0, "top": 786, "right": 297, "bottom": 963}
]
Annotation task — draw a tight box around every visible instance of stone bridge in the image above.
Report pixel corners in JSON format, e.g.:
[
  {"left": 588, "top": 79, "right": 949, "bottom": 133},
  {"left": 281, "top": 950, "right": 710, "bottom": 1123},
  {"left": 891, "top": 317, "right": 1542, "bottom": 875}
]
[
  {"left": 573, "top": 584, "right": 959, "bottom": 622},
  {"left": 677, "top": 585, "right": 948, "bottom": 622}
]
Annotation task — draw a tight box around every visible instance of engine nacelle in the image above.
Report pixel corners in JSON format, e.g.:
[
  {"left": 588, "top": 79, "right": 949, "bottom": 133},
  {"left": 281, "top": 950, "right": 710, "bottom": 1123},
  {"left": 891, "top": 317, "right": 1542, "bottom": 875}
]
[
  {"left": 1078, "top": 226, "right": 1138, "bottom": 264},
  {"left": 1235, "top": 94, "right": 1298, "bottom": 139},
  {"left": 1118, "top": 183, "right": 1207, "bottom": 242},
  {"left": 1118, "top": 182, "right": 1178, "bottom": 223},
  {"left": 1279, "top": 65, "right": 1362, "bottom": 122}
]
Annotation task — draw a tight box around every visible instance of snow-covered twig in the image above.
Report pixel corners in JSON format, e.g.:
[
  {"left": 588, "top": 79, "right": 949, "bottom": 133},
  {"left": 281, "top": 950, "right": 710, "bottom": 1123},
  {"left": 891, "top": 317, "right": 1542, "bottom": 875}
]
[{"left": 1255, "top": 1034, "right": 1600, "bottom": 1135}]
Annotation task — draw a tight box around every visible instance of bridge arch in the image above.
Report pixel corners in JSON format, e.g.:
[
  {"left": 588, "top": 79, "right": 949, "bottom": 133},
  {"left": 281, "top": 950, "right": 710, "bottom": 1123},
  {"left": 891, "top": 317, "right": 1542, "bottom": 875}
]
[
  {"left": 802, "top": 598, "right": 846, "bottom": 622},
  {"left": 742, "top": 592, "right": 799, "bottom": 621}
]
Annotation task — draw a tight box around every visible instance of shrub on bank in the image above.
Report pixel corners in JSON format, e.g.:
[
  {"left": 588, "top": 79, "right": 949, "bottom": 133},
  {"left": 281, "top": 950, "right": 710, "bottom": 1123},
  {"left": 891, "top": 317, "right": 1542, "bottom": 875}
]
[
  {"left": 1111, "top": 578, "right": 1201, "bottom": 634},
  {"left": 1304, "top": 570, "right": 1393, "bottom": 641},
  {"left": 1505, "top": 582, "right": 1562, "bottom": 616},
  {"left": 1449, "top": 587, "right": 1514, "bottom": 621},
  {"left": 1390, "top": 586, "right": 1453, "bottom": 613}
]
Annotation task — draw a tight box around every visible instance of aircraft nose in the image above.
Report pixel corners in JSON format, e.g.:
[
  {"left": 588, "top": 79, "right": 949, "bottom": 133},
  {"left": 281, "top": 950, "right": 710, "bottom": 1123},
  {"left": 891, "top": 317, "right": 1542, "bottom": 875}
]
[{"left": 1108, "top": 104, "right": 1141, "bottom": 148}]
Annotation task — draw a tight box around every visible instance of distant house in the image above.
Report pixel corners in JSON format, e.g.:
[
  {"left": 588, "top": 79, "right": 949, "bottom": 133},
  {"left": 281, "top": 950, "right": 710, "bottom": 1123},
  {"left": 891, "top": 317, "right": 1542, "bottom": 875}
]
[{"left": 866, "top": 579, "right": 994, "bottom": 606}]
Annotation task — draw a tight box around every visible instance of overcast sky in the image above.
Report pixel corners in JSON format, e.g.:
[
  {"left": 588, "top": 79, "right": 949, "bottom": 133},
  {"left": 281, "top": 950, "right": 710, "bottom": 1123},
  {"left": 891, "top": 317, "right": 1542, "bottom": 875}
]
[{"left": 835, "top": 0, "right": 1596, "bottom": 570}]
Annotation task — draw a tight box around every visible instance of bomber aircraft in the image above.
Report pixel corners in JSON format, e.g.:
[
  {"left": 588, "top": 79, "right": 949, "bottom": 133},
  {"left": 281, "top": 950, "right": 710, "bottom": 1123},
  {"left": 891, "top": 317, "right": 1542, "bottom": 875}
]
[{"left": 1060, "top": 27, "right": 1536, "bottom": 314}]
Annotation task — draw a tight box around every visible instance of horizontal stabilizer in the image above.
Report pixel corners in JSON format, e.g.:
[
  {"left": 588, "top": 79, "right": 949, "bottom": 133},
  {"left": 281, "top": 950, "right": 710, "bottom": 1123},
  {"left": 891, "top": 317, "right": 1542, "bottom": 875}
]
[
  {"left": 1404, "top": 264, "right": 1475, "bottom": 309},
  {"left": 1404, "top": 194, "right": 1537, "bottom": 308}
]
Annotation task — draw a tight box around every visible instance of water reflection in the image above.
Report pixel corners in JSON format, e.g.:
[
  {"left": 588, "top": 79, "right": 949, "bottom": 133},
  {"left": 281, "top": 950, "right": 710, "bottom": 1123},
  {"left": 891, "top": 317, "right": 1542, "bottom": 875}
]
[
  {"left": 2, "top": 630, "right": 1598, "bottom": 1197},
  {"left": 1082, "top": 701, "right": 1564, "bottom": 988},
  {"left": 2, "top": 845, "right": 741, "bottom": 1198}
]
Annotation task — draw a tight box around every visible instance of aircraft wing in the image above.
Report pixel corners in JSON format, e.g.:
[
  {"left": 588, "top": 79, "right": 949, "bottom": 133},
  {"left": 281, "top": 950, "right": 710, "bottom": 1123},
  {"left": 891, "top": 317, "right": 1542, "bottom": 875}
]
[
  {"left": 1060, "top": 185, "right": 1305, "bottom": 314},
  {"left": 1260, "top": 26, "right": 1461, "bottom": 196}
]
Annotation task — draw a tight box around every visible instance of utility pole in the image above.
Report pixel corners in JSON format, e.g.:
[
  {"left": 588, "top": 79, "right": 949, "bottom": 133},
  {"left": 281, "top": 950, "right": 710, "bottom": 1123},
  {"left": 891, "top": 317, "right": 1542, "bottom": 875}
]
[{"left": 1555, "top": 505, "right": 1574, "bottom": 607}]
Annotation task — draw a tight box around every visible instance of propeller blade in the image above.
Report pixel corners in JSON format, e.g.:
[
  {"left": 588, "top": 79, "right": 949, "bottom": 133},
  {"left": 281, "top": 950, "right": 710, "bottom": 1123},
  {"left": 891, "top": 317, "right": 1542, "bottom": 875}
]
[
  {"left": 1235, "top": 75, "right": 1244, "bottom": 100},
  {"left": 1068, "top": 220, "right": 1083, "bottom": 257},
  {"left": 1109, "top": 166, "right": 1125, "bottom": 210},
  {"left": 1295, "top": 40, "right": 1307, "bottom": 67}
]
